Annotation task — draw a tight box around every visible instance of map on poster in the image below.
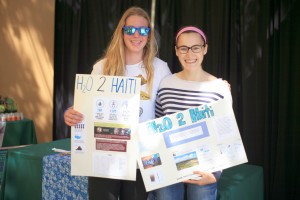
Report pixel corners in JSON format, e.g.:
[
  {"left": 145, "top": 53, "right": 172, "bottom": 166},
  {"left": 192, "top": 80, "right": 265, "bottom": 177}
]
[
  {"left": 137, "top": 99, "right": 248, "bottom": 191},
  {"left": 71, "top": 74, "right": 141, "bottom": 180}
]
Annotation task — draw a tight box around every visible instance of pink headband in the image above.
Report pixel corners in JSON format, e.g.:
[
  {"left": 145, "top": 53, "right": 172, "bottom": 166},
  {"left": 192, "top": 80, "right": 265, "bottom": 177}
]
[{"left": 176, "top": 26, "right": 207, "bottom": 44}]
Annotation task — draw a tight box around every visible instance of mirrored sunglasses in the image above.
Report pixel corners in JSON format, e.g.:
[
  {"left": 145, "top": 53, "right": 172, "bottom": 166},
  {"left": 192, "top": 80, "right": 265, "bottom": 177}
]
[{"left": 123, "top": 26, "right": 150, "bottom": 36}]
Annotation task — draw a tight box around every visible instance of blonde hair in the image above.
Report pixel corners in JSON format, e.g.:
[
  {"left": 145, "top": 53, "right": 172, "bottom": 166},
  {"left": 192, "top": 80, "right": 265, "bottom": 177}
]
[{"left": 101, "top": 6, "right": 157, "bottom": 97}]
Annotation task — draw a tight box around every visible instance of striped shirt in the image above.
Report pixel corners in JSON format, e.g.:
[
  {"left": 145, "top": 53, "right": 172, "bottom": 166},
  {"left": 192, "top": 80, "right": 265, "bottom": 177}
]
[{"left": 155, "top": 74, "right": 232, "bottom": 118}]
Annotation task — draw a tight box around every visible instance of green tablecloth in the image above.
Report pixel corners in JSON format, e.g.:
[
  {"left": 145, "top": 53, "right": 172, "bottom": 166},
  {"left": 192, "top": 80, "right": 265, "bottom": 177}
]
[
  {"left": 217, "top": 164, "right": 264, "bottom": 200},
  {"left": 0, "top": 139, "right": 70, "bottom": 200},
  {"left": 0, "top": 138, "right": 263, "bottom": 200},
  {"left": 2, "top": 119, "right": 37, "bottom": 147}
]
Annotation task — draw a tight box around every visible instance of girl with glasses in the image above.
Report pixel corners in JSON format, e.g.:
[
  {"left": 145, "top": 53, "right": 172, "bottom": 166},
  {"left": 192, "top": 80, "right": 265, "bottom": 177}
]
[
  {"left": 150, "top": 26, "right": 232, "bottom": 200},
  {"left": 64, "top": 6, "right": 171, "bottom": 200}
]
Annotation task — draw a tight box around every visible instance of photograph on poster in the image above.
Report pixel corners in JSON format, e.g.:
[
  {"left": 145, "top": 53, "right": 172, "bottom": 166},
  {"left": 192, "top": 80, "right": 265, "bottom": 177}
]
[
  {"left": 148, "top": 170, "right": 164, "bottom": 183},
  {"left": 141, "top": 153, "right": 162, "bottom": 169},
  {"left": 173, "top": 151, "right": 199, "bottom": 171},
  {"left": 94, "top": 125, "right": 131, "bottom": 140}
]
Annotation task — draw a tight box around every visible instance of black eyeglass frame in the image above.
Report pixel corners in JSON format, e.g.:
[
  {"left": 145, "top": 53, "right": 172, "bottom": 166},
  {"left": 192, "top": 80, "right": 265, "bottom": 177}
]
[{"left": 176, "top": 44, "right": 205, "bottom": 54}]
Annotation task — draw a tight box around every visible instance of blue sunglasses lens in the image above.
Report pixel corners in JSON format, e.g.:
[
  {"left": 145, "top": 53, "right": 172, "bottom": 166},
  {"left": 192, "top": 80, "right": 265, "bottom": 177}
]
[
  {"left": 139, "top": 27, "right": 150, "bottom": 36},
  {"left": 123, "top": 26, "right": 150, "bottom": 36},
  {"left": 123, "top": 26, "right": 135, "bottom": 35}
]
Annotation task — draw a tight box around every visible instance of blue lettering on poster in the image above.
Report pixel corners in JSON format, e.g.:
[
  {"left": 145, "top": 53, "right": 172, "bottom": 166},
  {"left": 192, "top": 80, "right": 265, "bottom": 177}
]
[{"left": 111, "top": 77, "right": 137, "bottom": 94}]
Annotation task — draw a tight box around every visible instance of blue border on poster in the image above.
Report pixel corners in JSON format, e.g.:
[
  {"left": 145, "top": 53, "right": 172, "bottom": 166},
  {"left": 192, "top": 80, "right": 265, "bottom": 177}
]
[{"left": 163, "top": 121, "right": 209, "bottom": 148}]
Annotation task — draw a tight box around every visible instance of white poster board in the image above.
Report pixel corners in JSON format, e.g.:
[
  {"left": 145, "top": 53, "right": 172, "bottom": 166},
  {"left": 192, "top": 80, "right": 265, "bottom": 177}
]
[
  {"left": 71, "top": 74, "right": 141, "bottom": 180},
  {"left": 137, "top": 99, "right": 248, "bottom": 191}
]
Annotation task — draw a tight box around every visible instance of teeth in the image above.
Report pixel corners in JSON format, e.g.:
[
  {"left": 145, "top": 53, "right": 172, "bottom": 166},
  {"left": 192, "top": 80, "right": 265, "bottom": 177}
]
[
  {"left": 185, "top": 59, "right": 196, "bottom": 63},
  {"left": 131, "top": 40, "right": 141, "bottom": 45}
]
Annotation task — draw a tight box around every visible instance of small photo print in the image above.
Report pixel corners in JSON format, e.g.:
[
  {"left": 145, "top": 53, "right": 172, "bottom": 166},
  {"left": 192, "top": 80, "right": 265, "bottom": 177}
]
[
  {"left": 94, "top": 125, "right": 131, "bottom": 140},
  {"left": 148, "top": 171, "right": 164, "bottom": 183},
  {"left": 173, "top": 151, "right": 199, "bottom": 171},
  {"left": 150, "top": 174, "right": 156, "bottom": 182},
  {"left": 141, "top": 153, "right": 162, "bottom": 169}
]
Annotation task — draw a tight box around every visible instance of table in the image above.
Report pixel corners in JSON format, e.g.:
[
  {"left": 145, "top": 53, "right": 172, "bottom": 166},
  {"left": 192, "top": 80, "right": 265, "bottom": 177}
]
[
  {"left": 1, "top": 137, "right": 264, "bottom": 200},
  {"left": 0, "top": 139, "right": 70, "bottom": 200},
  {"left": 1, "top": 119, "right": 37, "bottom": 147},
  {"left": 217, "top": 164, "right": 264, "bottom": 200},
  {"left": 42, "top": 143, "right": 263, "bottom": 200},
  {"left": 42, "top": 154, "right": 88, "bottom": 200}
]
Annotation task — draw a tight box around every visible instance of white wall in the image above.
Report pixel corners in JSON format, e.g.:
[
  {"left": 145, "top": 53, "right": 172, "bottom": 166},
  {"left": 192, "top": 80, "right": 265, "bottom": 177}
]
[{"left": 0, "top": 0, "right": 55, "bottom": 143}]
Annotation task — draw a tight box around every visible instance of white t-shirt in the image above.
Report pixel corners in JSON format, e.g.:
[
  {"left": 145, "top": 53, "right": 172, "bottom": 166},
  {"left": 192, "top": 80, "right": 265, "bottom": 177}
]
[{"left": 92, "top": 57, "right": 171, "bottom": 123}]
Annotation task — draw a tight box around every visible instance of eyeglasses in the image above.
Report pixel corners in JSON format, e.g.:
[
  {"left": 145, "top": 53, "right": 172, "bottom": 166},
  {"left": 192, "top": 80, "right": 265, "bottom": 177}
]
[
  {"left": 176, "top": 45, "right": 205, "bottom": 54},
  {"left": 123, "top": 26, "right": 150, "bottom": 36}
]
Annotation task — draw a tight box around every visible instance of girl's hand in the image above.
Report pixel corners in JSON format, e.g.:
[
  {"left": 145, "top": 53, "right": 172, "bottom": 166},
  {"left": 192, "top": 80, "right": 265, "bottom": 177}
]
[
  {"left": 64, "top": 106, "right": 84, "bottom": 126},
  {"left": 183, "top": 171, "right": 217, "bottom": 186}
]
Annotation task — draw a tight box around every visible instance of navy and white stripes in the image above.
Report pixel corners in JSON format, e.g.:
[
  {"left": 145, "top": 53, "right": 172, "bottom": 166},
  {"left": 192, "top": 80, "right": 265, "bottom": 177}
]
[{"left": 155, "top": 87, "right": 225, "bottom": 118}]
